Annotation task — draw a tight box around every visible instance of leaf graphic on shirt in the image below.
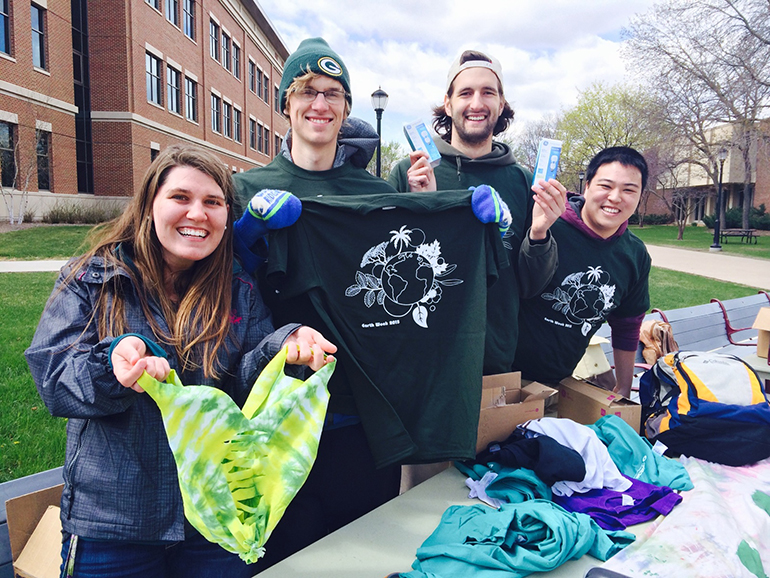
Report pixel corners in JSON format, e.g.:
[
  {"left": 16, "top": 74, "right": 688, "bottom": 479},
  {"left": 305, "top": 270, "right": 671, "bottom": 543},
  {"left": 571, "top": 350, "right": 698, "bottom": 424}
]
[
  {"left": 438, "top": 278, "right": 462, "bottom": 286},
  {"left": 364, "top": 290, "right": 377, "bottom": 308},
  {"left": 361, "top": 242, "right": 388, "bottom": 267},
  {"left": 413, "top": 305, "right": 429, "bottom": 328},
  {"left": 345, "top": 285, "right": 362, "bottom": 297}
]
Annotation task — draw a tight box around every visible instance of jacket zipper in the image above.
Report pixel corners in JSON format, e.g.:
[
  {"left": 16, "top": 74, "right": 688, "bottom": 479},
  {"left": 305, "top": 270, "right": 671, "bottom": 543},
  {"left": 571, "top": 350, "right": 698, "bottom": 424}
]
[{"left": 65, "top": 419, "right": 90, "bottom": 519}]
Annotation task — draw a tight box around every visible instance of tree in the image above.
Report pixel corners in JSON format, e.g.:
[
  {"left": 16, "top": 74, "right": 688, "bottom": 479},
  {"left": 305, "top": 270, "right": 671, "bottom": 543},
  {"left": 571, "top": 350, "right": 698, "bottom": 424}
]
[
  {"left": 555, "top": 82, "right": 667, "bottom": 192},
  {"left": 0, "top": 127, "right": 37, "bottom": 225},
  {"left": 366, "top": 140, "right": 408, "bottom": 182},
  {"left": 624, "top": 0, "right": 770, "bottom": 229},
  {"left": 502, "top": 113, "right": 560, "bottom": 173}
]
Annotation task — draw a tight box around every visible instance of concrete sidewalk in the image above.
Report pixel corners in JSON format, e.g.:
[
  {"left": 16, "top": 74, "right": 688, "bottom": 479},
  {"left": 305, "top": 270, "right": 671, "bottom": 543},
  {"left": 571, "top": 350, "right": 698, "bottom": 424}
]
[
  {"left": 0, "top": 246, "right": 768, "bottom": 290},
  {"left": 646, "top": 245, "right": 770, "bottom": 291},
  {"left": 0, "top": 260, "right": 68, "bottom": 272}
]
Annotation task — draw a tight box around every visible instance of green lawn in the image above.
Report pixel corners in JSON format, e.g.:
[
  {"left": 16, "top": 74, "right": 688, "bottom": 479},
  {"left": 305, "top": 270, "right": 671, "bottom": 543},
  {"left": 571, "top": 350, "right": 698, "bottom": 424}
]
[
  {"left": 631, "top": 224, "right": 770, "bottom": 260},
  {"left": 0, "top": 271, "right": 65, "bottom": 482},
  {"left": 0, "top": 225, "right": 94, "bottom": 259},
  {"left": 648, "top": 268, "right": 762, "bottom": 311}
]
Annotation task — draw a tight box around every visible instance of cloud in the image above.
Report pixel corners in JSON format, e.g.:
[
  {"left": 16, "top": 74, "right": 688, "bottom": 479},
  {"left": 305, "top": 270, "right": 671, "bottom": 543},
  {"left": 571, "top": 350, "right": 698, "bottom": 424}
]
[{"left": 260, "top": 0, "right": 657, "bottom": 143}]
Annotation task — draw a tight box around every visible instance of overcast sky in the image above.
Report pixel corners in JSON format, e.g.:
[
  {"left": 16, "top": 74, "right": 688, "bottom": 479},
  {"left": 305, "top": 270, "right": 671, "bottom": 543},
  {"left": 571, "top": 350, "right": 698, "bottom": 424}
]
[{"left": 258, "top": 0, "right": 658, "bottom": 146}]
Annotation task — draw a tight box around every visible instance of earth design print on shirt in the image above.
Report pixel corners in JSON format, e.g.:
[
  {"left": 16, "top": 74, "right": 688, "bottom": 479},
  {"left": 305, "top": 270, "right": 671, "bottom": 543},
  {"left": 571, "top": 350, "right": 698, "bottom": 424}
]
[
  {"left": 541, "top": 266, "right": 617, "bottom": 336},
  {"left": 345, "top": 225, "right": 463, "bottom": 328}
]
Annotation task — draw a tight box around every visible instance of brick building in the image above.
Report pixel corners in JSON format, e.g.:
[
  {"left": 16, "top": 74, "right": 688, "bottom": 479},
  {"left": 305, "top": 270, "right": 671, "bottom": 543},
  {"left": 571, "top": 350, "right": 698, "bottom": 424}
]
[{"left": 1, "top": 0, "right": 289, "bottom": 219}]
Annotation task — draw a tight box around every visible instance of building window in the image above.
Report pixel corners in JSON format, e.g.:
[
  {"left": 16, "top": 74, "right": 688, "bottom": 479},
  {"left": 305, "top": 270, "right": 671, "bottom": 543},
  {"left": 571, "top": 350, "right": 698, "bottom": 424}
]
[
  {"left": 249, "top": 118, "right": 256, "bottom": 150},
  {"left": 248, "top": 61, "right": 256, "bottom": 93},
  {"left": 0, "top": 0, "right": 10, "bottom": 56},
  {"left": 185, "top": 77, "right": 197, "bottom": 122},
  {"left": 256, "top": 69, "right": 263, "bottom": 101},
  {"left": 31, "top": 4, "right": 46, "bottom": 69},
  {"left": 36, "top": 130, "right": 51, "bottom": 190},
  {"left": 257, "top": 124, "right": 264, "bottom": 153},
  {"left": 211, "top": 93, "right": 221, "bottom": 133},
  {"left": 263, "top": 74, "right": 269, "bottom": 103},
  {"left": 165, "top": 0, "right": 178, "bottom": 26},
  {"left": 151, "top": 148, "right": 159, "bottom": 162},
  {"left": 232, "top": 44, "right": 240, "bottom": 79},
  {"left": 183, "top": 0, "right": 194, "bottom": 40},
  {"left": 0, "top": 121, "right": 15, "bottom": 188},
  {"left": 274, "top": 86, "right": 280, "bottom": 112},
  {"left": 233, "top": 108, "right": 241, "bottom": 143},
  {"left": 146, "top": 52, "right": 162, "bottom": 105},
  {"left": 263, "top": 127, "right": 269, "bottom": 155},
  {"left": 146, "top": 0, "right": 160, "bottom": 9},
  {"left": 221, "top": 33, "right": 230, "bottom": 71},
  {"left": 275, "top": 134, "right": 281, "bottom": 155},
  {"left": 222, "top": 101, "right": 231, "bottom": 138},
  {"left": 209, "top": 19, "right": 219, "bottom": 60},
  {"left": 167, "top": 66, "right": 181, "bottom": 114}
]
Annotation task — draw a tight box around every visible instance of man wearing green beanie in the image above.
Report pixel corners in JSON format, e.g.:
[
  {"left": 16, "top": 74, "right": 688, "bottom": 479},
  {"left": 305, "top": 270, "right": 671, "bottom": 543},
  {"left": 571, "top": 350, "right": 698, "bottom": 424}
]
[{"left": 233, "top": 37, "right": 402, "bottom": 573}]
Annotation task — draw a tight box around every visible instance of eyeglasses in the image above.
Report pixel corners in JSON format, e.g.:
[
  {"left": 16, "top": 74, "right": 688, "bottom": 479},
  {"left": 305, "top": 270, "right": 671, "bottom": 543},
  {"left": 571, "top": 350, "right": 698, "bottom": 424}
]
[{"left": 294, "top": 87, "right": 347, "bottom": 105}]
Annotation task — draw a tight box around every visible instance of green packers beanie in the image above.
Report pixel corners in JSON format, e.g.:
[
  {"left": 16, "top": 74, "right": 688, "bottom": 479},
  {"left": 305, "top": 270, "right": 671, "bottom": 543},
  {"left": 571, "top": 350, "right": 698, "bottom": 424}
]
[{"left": 279, "top": 37, "right": 351, "bottom": 112}]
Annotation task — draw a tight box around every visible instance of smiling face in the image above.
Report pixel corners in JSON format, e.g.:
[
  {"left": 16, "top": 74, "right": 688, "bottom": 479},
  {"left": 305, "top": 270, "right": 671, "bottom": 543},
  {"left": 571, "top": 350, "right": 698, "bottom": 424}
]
[
  {"left": 152, "top": 165, "right": 229, "bottom": 273},
  {"left": 444, "top": 67, "right": 504, "bottom": 151},
  {"left": 285, "top": 75, "right": 347, "bottom": 155},
  {"left": 582, "top": 161, "right": 643, "bottom": 238}
]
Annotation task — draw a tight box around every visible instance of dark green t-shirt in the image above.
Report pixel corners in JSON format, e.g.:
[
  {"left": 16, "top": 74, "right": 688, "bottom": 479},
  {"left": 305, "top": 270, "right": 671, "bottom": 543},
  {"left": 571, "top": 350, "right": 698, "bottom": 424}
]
[
  {"left": 265, "top": 190, "right": 507, "bottom": 467},
  {"left": 514, "top": 218, "right": 651, "bottom": 383},
  {"left": 233, "top": 153, "right": 397, "bottom": 212},
  {"left": 390, "top": 149, "right": 540, "bottom": 375}
]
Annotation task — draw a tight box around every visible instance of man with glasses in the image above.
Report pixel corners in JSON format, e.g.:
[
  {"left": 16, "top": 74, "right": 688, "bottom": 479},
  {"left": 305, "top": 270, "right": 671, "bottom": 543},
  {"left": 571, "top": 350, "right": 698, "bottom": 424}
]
[{"left": 233, "top": 37, "right": 401, "bottom": 572}]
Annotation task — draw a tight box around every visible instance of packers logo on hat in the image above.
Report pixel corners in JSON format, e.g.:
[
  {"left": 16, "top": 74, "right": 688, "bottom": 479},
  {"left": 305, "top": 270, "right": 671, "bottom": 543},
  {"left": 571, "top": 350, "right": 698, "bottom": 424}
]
[{"left": 318, "top": 56, "right": 342, "bottom": 77}]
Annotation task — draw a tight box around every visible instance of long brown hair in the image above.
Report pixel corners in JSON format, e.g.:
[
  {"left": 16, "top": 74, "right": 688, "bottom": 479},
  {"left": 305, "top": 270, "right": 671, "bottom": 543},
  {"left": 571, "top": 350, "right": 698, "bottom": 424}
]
[{"left": 73, "top": 144, "right": 236, "bottom": 378}]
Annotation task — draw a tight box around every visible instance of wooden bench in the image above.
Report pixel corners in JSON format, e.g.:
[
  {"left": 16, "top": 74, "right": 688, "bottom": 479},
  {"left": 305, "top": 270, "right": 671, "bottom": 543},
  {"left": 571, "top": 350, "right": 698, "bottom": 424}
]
[
  {"left": 720, "top": 228, "right": 758, "bottom": 244},
  {"left": 0, "top": 467, "right": 63, "bottom": 578}
]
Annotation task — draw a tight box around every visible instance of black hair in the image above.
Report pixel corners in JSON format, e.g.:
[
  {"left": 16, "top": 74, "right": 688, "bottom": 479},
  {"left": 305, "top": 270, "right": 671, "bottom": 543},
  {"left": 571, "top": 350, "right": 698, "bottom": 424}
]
[{"left": 585, "top": 146, "right": 649, "bottom": 191}]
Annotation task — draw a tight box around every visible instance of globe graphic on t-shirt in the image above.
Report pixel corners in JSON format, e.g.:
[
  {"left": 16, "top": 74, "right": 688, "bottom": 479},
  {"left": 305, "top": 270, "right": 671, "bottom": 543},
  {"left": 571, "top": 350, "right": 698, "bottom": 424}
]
[
  {"left": 568, "top": 285, "right": 605, "bottom": 320},
  {"left": 382, "top": 252, "right": 434, "bottom": 306}
]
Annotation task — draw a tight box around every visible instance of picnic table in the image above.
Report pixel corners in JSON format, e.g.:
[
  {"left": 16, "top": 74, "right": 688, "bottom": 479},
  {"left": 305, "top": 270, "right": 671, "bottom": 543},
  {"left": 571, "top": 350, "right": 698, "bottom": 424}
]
[{"left": 719, "top": 228, "right": 758, "bottom": 244}]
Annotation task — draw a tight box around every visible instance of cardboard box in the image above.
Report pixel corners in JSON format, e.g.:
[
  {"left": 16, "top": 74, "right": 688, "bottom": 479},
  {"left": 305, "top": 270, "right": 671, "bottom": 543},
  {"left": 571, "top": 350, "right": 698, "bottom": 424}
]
[
  {"left": 6, "top": 484, "right": 63, "bottom": 578},
  {"left": 558, "top": 377, "right": 642, "bottom": 433},
  {"left": 752, "top": 307, "right": 770, "bottom": 358},
  {"left": 477, "top": 372, "right": 558, "bottom": 453}
]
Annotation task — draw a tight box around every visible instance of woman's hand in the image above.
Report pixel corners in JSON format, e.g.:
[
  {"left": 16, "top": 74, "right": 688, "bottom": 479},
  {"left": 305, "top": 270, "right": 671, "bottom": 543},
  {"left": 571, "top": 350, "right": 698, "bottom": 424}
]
[
  {"left": 111, "top": 336, "right": 171, "bottom": 393},
  {"left": 284, "top": 327, "right": 337, "bottom": 371}
]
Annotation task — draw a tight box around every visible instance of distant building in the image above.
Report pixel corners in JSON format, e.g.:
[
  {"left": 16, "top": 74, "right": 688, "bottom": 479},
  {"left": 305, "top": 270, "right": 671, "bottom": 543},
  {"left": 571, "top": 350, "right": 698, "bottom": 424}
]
[
  {"left": 644, "top": 121, "right": 770, "bottom": 224},
  {"left": 0, "top": 0, "right": 289, "bottom": 219}
]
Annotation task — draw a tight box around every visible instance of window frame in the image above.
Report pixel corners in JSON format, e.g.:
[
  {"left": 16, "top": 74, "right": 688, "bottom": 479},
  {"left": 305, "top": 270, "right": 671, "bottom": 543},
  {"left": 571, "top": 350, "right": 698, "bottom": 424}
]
[
  {"left": 221, "top": 32, "right": 230, "bottom": 71},
  {"left": 209, "top": 19, "right": 219, "bottom": 61},
  {"left": 233, "top": 108, "right": 241, "bottom": 143},
  {"left": 146, "top": 52, "right": 163, "bottom": 105},
  {"left": 31, "top": 3, "right": 46, "bottom": 70},
  {"left": 185, "top": 76, "right": 198, "bottom": 122},
  {"left": 167, "top": 65, "right": 181, "bottom": 114},
  {"left": 36, "top": 129, "right": 51, "bottom": 191},
  {"left": 0, "top": 0, "right": 11, "bottom": 56},
  {"left": 0, "top": 121, "right": 16, "bottom": 188},
  {"left": 210, "top": 93, "right": 221, "bottom": 133},
  {"left": 165, "top": 0, "right": 179, "bottom": 27},
  {"left": 182, "top": 0, "right": 195, "bottom": 40},
  {"left": 222, "top": 100, "right": 232, "bottom": 138}
]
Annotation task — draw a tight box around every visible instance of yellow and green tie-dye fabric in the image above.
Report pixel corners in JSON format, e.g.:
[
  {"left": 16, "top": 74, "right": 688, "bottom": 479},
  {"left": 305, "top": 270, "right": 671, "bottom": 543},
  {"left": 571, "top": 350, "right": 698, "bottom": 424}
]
[{"left": 137, "top": 347, "right": 335, "bottom": 563}]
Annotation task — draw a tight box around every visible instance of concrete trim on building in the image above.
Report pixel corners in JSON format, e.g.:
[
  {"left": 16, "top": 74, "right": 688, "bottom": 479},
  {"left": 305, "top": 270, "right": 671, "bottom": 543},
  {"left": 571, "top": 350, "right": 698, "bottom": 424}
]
[
  {"left": 0, "top": 81, "right": 78, "bottom": 115},
  {"left": 90, "top": 110, "right": 268, "bottom": 166}
]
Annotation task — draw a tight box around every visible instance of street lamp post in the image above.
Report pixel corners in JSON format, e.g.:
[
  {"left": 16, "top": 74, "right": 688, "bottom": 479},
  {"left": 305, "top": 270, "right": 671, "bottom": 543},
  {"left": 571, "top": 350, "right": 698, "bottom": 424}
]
[
  {"left": 710, "top": 147, "right": 728, "bottom": 252},
  {"left": 578, "top": 170, "right": 586, "bottom": 195},
  {"left": 370, "top": 87, "right": 389, "bottom": 177}
]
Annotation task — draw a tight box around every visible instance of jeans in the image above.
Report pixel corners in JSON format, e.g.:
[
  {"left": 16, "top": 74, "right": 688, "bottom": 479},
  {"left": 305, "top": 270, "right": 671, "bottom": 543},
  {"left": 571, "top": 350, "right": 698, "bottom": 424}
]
[{"left": 59, "top": 529, "right": 252, "bottom": 578}]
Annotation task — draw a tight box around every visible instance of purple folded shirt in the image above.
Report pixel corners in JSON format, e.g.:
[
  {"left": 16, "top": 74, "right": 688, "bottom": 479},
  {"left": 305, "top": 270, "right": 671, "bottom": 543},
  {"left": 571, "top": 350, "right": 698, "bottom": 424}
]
[{"left": 552, "top": 475, "right": 682, "bottom": 531}]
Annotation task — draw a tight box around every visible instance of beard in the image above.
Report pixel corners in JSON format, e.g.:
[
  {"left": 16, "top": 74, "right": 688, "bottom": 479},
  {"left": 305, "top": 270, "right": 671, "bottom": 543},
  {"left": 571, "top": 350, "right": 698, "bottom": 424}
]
[{"left": 451, "top": 110, "right": 498, "bottom": 146}]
